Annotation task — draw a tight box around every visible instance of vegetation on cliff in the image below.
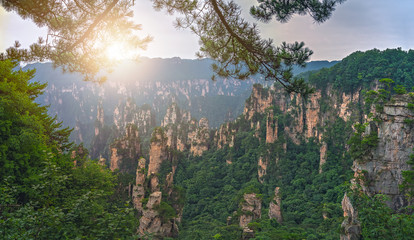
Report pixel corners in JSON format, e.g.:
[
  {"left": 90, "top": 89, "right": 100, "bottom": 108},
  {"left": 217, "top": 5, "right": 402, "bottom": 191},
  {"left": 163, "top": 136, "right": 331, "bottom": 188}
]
[
  {"left": 2, "top": 47, "right": 414, "bottom": 239},
  {"left": 306, "top": 48, "right": 414, "bottom": 93},
  {"left": 0, "top": 60, "right": 139, "bottom": 239}
]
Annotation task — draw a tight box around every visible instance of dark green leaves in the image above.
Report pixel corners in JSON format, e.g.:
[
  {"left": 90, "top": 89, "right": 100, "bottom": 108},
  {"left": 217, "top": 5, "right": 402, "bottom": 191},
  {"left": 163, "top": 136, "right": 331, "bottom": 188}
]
[{"left": 250, "top": 0, "right": 346, "bottom": 23}]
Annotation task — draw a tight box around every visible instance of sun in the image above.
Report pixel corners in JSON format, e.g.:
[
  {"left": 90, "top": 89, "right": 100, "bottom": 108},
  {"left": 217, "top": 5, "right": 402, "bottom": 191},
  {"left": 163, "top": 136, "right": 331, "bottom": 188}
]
[
  {"left": 105, "top": 42, "right": 128, "bottom": 61},
  {"left": 104, "top": 40, "right": 140, "bottom": 61}
]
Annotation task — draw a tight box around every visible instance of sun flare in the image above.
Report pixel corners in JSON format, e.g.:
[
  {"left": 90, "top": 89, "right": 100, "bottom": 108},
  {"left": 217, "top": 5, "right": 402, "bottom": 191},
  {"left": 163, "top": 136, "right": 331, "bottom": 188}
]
[
  {"left": 105, "top": 42, "right": 128, "bottom": 61},
  {"left": 103, "top": 39, "right": 141, "bottom": 61}
]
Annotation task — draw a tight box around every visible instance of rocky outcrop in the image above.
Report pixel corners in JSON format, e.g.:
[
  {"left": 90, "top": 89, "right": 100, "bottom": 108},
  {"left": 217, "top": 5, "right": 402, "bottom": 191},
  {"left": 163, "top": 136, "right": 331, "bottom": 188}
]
[
  {"left": 266, "top": 109, "right": 278, "bottom": 143},
  {"left": 340, "top": 193, "right": 361, "bottom": 240},
  {"left": 148, "top": 128, "right": 168, "bottom": 176},
  {"left": 268, "top": 187, "right": 283, "bottom": 223},
  {"left": 138, "top": 192, "right": 178, "bottom": 239},
  {"left": 319, "top": 142, "right": 328, "bottom": 173},
  {"left": 340, "top": 94, "right": 414, "bottom": 239},
  {"left": 353, "top": 94, "right": 414, "bottom": 211},
  {"left": 133, "top": 158, "right": 146, "bottom": 214},
  {"left": 114, "top": 101, "right": 156, "bottom": 136},
  {"left": 109, "top": 124, "right": 141, "bottom": 172},
  {"left": 257, "top": 157, "right": 268, "bottom": 183},
  {"left": 239, "top": 193, "right": 262, "bottom": 228},
  {"left": 305, "top": 91, "right": 322, "bottom": 139},
  {"left": 216, "top": 122, "right": 235, "bottom": 149},
  {"left": 228, "top": 83, "right": 367, "bottom": 176},
  {"left": 338, "top": 91, "right": 360, "bottom": 122},
  {"left": 189, "top": 118, "right": 210, "bottom": 156},
  {"left": 110, "top": 148, "right": 120, "bottom": 171},
  {"left": 138, "top": 126, "right": 182, "bottom": 238},
  {"left": 162, "top": 103, "right": 191, "bottom": 127},
  {"left": 244, "top": 84, "right": 273, "bottom": 120},
  {"left": 162, "top": 103, "right": 210, "bottom": 156},
  {"left": 70, "top": 144, "right": 88, "bottom": 167}
]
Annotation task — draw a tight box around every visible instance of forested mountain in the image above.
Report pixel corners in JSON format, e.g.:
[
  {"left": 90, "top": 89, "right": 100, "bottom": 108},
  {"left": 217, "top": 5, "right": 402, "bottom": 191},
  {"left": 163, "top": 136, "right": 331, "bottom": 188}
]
[
  {"left": 2, "top": 49, "right": 414, "bottom": 239},
  {"left": 24, "top": 58, "right": 338, "bottom": 146},
  {"left": 99, "top": 48, "right": 414, "bottom": 239}
]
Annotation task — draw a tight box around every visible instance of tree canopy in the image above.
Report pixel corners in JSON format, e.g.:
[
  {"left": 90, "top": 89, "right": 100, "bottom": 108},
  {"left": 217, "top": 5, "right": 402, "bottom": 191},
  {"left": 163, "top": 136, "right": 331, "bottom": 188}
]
[{"left": 0, "top": 0, "right": 345, "bottom": 92}]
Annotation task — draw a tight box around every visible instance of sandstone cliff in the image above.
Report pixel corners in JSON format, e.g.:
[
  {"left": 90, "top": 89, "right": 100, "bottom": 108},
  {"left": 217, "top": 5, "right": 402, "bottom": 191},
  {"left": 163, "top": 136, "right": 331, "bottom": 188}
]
[
  {"left": 138, "top": 191, "right": 179, "bottom": 239},
  {"left": 353, "top": 94, "right": 414, "bottom": 211},
  {"left": 340, "top": 94, "right": 414, "bottom": 239},
  {"left": 136, "top": 126, "right": 183, "bottom": 238},
  {"left": 162, "top": 103, "right": 211, "bottom": 156},
  {"left": 214, "top": 83, "right": 363, "bottom": 172},
  {"left": 148, "top": 128, "right": 168, "bottom": 176},
  {"left": 113, "top": 100, "right": 156, "bottom": 136},
  {"left": 109, "top": 124, "right": 141, "bottom": 173},
  {"left": 340, "top": 193, "right": 361, "bottom": 240},
  {"left": 132, "top": 158, "right": 146, "bottom": 214},
  {"left": 189, "top": 118, "right": 210, "bottom": 156},
  {"left": 239, "top": 193, "right": 262, "bottom": 228},
  {"left": 268, "top": 187, "right": 283, "bottom": 223},
  {"left": 91, "top": 101, "right": 155, "bottom": 160}
]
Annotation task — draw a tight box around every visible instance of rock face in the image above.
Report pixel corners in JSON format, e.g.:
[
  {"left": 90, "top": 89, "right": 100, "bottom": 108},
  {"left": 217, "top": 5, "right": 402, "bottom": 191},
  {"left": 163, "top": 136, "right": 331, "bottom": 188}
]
[
  {"left": 162, "top": 103, "right": 211, "bottom": 156},
  {"left": 132, "top": 158, "right": 146, "bottom": 214},
  {"left": 257, "top": 157, "right": 268, "bottom": 183},
  {"left": 95, "top": 101, "right": 104, "bottom": 136},
  {"left": 148, "top": 128, "right": 168, "bottom": 176},
  {"left": 109, "top": 124, "right": 141, "bottom": 172},
  {"left": 212, "top": 84, "right": 365, "bottom": 172},
  {"left": 353, "top": 94, "right": 414, "bottom": 211},
  {"left": 216, "top": 122, "right": 235, "bottom": 149},
  {"left": 91, "top": 101, "right": 154, "bottom": 160},
  {"left": 340, "top": 94, "right": 414, "bottom": 239},
  {"left": 189, "top": 118, "right": 210, "bottom": 156},
  {"left": 266, "top": 109, "right": 278, "bottom": 144},
  {"left": 162, "top": 103, "right": 191, "bottom": 128},
  {"left": 137, "top": 126, "right": 183, "bottom": 238},
  {"left": 340, "top": 193, "right": 361, "bottom": 240},
  {"left": 113, "top": 100, "right": 156, "bottom": 136},
  {"left": 239, "top": 193, "right": 262, "bottom": 228},
  {"left": 244, "top": 84, "right": 273, "bottom": 121},
  {"left": 268, "top": 187, "right": 283, "bottom": 223},
  {"left": 110, "top": 148, "right": 120, "bottom": 171},
  {"left": 138, "top": 191, "right": 178, "bottom": 239},
  {"left": 319, "top": 142, "right": 328, "bottom": 173}
]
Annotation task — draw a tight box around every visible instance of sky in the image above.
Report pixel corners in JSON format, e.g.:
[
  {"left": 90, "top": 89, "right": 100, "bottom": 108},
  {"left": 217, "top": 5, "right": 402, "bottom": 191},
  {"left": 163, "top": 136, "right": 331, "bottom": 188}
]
[{"left": 0, "top": 0, "right": 413, "bottom": 61}]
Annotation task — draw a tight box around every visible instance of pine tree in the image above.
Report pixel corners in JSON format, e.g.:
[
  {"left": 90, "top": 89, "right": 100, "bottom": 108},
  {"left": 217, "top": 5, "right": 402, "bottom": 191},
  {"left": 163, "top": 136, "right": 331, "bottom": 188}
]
[{"left": 1, "top": 0, "right": 345, "bottom": 91}]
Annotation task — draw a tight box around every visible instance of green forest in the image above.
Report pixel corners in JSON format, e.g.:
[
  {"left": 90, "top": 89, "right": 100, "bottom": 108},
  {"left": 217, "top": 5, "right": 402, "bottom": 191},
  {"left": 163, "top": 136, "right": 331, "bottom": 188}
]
[
  {"left": 1, "top": 48, "right": 414, "bottom": 239},
  {"left": 2, "top": 0, "right": 414, "bottom": 239}
]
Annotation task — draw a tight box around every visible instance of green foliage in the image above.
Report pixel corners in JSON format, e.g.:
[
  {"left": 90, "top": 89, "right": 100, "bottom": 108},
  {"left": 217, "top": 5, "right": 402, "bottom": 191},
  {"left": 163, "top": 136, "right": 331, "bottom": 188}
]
[
  {"left": 307, "top": 49, "right": 414, "bottom": 93},
  {"left": 394, "top": 85, "right": 407, "bottom": 95},
  {"left": 153, "top": 0, "right": 343, "bottom": 94},
  {"left": 175, "top": 112, "right": 352, "bottom": 239},
  {"left": 250, "top": 0, "right": 345, "bottom": 23},
  {"left": 364, "top": 78, "right": 394, "bottom": 113},
  {"left": 151, "top": 126, "right": 167, "bottom": 143},
  {"left": 1, "top": 0, "right": 151, "bottom": 82},
  {"left": 401, "top": 151, "right": 414, "bottom": 201},
  {"left": 350, "top": 191, "right": 414, "bottom": 240},
  {"left": 0, "top": 158, "right": 140, "bottom": 239},
  {"left": 348, "top": 123, "right": 378, "bottom": 162},
  {"left": 0, "top": 60, "right": 139, "bottom": 239},
  {"left": 155, "top": 201, "right": 177, "bottom": 223},
  {"left": 0, "top": 60, "right": 71, "bottom": 201}
]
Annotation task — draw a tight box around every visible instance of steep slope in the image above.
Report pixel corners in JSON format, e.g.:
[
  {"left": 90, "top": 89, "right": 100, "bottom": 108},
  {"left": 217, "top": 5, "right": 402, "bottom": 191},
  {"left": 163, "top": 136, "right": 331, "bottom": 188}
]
[
  {"left": 341, "top": 93, "right": 414, "bottom": 240},
  {"left": 42, "top": 48, "right": 414, "bottom": 238},
  {"left": 26, "top": 58, "right": 338, "bottom": 145}
]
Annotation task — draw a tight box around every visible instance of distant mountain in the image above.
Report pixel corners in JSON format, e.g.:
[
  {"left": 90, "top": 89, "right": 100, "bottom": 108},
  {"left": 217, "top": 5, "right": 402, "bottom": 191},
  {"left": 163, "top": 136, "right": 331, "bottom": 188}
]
[{"left": 25, "top": 57, "right": 338, "bottom": 145}]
